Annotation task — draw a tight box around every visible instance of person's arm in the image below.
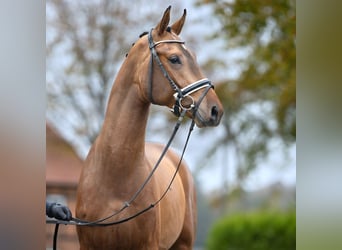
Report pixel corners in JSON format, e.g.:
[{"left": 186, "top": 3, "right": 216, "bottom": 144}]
[{"left": 46, "top": 201, "right": 72, "bottom": 221}]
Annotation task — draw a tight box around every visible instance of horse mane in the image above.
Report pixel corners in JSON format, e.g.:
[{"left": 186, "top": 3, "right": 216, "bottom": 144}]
[{"left": 139, "top": 31, "right": 148, "bottom": 38}]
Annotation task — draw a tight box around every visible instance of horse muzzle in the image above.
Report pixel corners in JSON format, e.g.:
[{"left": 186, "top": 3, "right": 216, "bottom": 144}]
[{"left": 193, "top": 102, "right": 223, "bottom": 128}]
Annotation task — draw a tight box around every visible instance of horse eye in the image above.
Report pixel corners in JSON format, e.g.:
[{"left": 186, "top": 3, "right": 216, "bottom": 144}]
[{"left": 168, "top": 55, "right": 181, "bottom": 64}]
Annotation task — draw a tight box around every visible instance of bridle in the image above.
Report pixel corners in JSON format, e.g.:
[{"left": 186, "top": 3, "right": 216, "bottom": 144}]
[
  {"left": 147, "top": 28, "right": 214, "bottom": 117},
  {"left": 47, "top": 28, "right": 214, "bottom": 250}
]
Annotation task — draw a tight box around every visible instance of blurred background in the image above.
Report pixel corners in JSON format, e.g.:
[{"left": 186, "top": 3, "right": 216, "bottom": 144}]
[{"left": 46, "top": 0, "right": 295, "bottom": 249}]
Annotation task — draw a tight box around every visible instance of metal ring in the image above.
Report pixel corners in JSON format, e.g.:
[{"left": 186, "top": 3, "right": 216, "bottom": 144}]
[{"left": 179, "top": 95, "right": 195, "bottom": 111}]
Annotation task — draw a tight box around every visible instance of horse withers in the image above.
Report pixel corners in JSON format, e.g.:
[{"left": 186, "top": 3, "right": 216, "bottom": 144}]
[{"left": 76, "top": 6, "right": 223, "bottom": 249}]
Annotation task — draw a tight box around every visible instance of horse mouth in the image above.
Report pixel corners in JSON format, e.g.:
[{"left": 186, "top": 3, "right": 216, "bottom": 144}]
[{"left": 193, "top": 109, "right": 222, "bottom": 128}]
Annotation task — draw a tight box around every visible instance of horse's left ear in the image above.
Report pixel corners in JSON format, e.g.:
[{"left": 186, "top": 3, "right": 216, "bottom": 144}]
[
  {"left": 171, "top": 9, "right": 186, "bottom": 35},
  {"left": 155, "top": 6, "right": 171, "bottom": 36}
]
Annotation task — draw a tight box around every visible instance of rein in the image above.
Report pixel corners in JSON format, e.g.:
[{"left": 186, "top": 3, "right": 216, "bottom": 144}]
[
  {"left": 47, "top": 111, "right": 193, "bottom": 250},
  {"left": 47, "top": 28, "right": 214, "bottom": 250}
]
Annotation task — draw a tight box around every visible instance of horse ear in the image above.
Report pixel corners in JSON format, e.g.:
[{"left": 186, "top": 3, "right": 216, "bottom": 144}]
[
  {"left": 171, "top": 9, "right": 186, "bottom": 35},
  {"left": 155, "top": 6, "right": 171, "bottom": 36}
]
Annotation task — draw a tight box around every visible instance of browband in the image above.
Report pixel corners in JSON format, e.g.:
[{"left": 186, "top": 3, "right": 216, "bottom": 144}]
[{"left": 152, "top": 40, "right": 185, "bottom": 48}]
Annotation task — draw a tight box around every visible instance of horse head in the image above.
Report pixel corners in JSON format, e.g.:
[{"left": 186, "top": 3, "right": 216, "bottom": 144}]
[{"left": 130, "top": 6, "right": 223, "bottom": 127}]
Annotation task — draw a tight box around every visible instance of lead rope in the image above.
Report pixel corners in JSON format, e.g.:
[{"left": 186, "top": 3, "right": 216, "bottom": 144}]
[
  {"left": 53, "top": 223, "right": 59, "bottom": 250},
  {"left": 50, "top": 82, "right": 213, "bottom": 247},
  {"left": 71, "top": 110, "right": 188, "bottom": 226},
  {"left": 50, "top": 87, "right": 213, "bottom": 250},
  {"left": 50, "top": 110, "right": 189, "bottom": 249}
]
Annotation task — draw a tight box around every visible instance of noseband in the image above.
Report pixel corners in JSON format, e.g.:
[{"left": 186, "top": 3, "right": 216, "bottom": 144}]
[{"left": 147, "top": 28, "right": 213, "bottom": 117}]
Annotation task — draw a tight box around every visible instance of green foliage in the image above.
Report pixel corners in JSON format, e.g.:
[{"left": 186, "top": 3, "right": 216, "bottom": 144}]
[
  {"left": 197, "top": 0, "right": 296, "bottom": 184},
  {"left": 206, "top": 0, "right": 296, "bottom": 139},
  {"left": 206, "top": 212, "right": 296, "bottom": 250}
]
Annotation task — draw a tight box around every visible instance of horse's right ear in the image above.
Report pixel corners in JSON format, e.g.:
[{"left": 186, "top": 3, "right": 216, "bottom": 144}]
[
  {"left": 171, "top": 9, "right": 186, "bottom": 35},
  {"left": 155, "top": 6, "right": 171, "bottom": 36}
]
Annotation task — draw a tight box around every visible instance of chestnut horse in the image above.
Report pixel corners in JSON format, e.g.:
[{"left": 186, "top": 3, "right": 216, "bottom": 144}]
[{"left": 76, "top": 6, "right": 223, "bottom": 249}]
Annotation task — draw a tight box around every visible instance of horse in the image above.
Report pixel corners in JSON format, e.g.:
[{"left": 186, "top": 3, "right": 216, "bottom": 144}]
[{"left": 75, "top": 6, "right": 223, "bottom": 249}]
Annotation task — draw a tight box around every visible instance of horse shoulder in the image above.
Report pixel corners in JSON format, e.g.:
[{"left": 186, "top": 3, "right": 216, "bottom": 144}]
[{"left": 145, "top": 142, "right": 196, "bottom": 248}]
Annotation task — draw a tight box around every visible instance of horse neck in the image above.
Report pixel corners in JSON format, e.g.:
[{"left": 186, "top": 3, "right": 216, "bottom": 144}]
[{"left": 96, "top": 59, "right": 150, "bottom": 173}]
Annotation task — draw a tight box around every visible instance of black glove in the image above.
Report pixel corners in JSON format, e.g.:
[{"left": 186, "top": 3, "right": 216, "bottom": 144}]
[{"left": 46, "top": 202, "right": 72, "bottom": 221}]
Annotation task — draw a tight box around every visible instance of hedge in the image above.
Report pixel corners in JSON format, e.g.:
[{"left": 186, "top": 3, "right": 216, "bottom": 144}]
[{"left": 206, "top": 211, "right": 296, "bottom": 250}]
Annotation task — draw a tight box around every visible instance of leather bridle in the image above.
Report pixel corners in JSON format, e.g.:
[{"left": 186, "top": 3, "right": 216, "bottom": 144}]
[{"left": 147, "top": 28, "right": 214, "bottom": 117}]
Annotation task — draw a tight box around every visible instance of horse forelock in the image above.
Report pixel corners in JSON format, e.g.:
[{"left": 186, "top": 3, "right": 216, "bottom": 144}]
[
  {"left": 139, "top": 26, "right": 172, "bottom": 39},
  {"left": 128, "top": 27, "right": 179, "bottom": 57}
]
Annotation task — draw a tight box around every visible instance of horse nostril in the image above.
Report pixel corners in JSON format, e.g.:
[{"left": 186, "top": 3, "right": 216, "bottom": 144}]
[{"left": 211, "top": 106, "right": 218, "bottom": 121}]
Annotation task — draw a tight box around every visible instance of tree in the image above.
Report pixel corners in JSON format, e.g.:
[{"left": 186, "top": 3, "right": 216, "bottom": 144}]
[{"left": 195, "top": 0, "right": 296, "bottom": 191}]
